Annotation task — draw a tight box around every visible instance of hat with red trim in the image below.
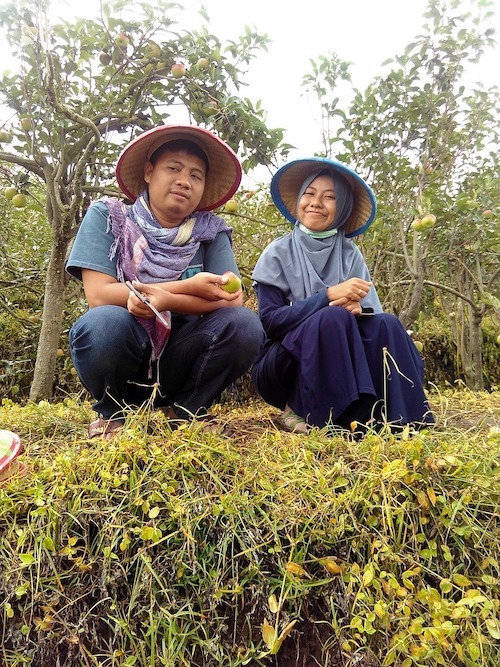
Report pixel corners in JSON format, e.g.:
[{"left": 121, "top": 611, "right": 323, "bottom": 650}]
[{"left": 116, "top": 124, "right": 242, "bottom": 211}]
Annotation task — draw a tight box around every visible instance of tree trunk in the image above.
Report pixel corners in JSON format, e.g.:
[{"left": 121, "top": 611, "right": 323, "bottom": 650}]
[
  {"left": 464, "top": 307, "right": 484, "bottom": 390},
  {"left": 29, "top": 237, "right": 69, "bottom": 401}
]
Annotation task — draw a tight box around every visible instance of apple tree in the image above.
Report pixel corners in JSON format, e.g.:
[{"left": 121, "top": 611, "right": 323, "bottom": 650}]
[
  {"left": 301, "top": 0, "right": 500, "bottom": 388},
  {"left": 0, "top": 0, "right": 288, "bottom": 400}
]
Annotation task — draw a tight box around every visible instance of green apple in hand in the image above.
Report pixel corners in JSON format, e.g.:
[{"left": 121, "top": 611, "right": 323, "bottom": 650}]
[{"left": 220, "top": 272, "right": 242, "bottom": 294}]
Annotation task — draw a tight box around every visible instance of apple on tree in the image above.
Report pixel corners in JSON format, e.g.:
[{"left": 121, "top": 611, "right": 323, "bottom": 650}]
[
  {"left": 20, "top": 117, "right": 33, "bottom": 131},
  {"left": 420, "top": 213, "right": 436, "bottom": 229},
  {"left": 114, "top": 32, "right": 130, "bottom": 49},
  {"left": 195, "top": 57, "right": 209, "bottom": 69},
  {"left": 144, "top": 42, "right": 161, "bottom": 59},
  {"left": 99, "top": 50, "right": 112, "bottom": 66},
  {"left": 224, "top": 199, "right": 239, "bottom": 213},
  {"left": 202, "top": 100, "right": 218, "bottom": 116},
  {"left": 171, "top": 63, "right": 186, "bottom": 78},
  {"left": 0, "top": 130, "right": 13, "bottom": 143},
  {"left": 12, "top": 193, "right": 27, "bottom": 208},
  {"left": 220, "top": 272, "right": 242, "bottom": 294},
  {"left": 4, "top": 186, "right": 18, "bottom": 200}
]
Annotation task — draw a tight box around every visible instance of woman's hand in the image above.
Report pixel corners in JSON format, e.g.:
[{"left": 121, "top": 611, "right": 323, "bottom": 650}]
[
  {"left": 327, "top": 277, "right": 372, "bottom": 315},
  {"left": 327, "top": 277, "right": 372, "bottom": 303}
]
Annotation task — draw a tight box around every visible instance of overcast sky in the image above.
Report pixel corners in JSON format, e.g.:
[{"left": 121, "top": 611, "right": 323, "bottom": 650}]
[
  {"left": 1, "top": 0, "right": 499, "bottom": 184},
  {"left": 185, "top": 0, "right": 500, "bottom": 184}
]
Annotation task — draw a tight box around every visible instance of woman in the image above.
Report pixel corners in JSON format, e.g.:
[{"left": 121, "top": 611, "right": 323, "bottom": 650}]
[
  {"left": 251, "top": 157, "right": 434, "bottom": 434},
  {"left": 66, "top": 124, "right": 264, "bottom": 438}
]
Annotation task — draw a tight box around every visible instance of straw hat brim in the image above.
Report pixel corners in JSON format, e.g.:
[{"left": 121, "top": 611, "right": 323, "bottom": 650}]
[
  {"left": 270, "top": 157, "right": 376, "bottom": 237},
  {"left": 116, "top": 125, "right": 242, "bottom": 211}
]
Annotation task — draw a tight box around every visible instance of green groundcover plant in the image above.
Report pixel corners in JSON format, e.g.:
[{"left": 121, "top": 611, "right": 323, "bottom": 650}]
[{"left": 0, "top": 390, "right": 499, "bottom": 667}]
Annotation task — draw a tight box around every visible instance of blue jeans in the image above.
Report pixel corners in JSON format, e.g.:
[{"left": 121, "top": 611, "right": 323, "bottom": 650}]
[{"left": 69, "top": 305, "right": 265, "bottom": 422}]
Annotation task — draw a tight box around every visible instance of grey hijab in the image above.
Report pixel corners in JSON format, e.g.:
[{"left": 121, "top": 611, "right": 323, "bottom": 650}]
[{"left": 252, "top": 169, "right": 382, "bottom": 311}]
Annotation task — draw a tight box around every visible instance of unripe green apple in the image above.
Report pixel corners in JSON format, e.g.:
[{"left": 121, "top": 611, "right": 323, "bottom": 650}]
[
  {"left": 144, "top": 41, "right": 161, "bottom": 59},
  {"left": 202, "top": 100, "right": 218, "bottom": 116},
  {"left": 114, "top": 32, "right": 130, "bottom": 49},
  {"left": 224, "top": 199, "right": 239, "bottom": 213},
  {"left": 411, "top": 218, "right": 424, "bottom": 232},
  {"left": 195, "top": 57, "right": 209, "bottom": 69},
  {"left": 4, "top": 186, "right": 17, "bottom": 200},
  {"left": 12, "top": 193, "right": 27, "bottom": 208},
  {"left": 20, "top": 117, "right": 33, "bottom": 131},
  {"left": 220, "top": 272, "right": 242, "bottom": 294},
  {"left": 421, "top": 213, "right": 436, "bottom": 228},
  {"left": 0, "top": 130, "right": 13, "bottom": 143},
  {"left": 171, "top": 62, "right": 186, "bottom": 78},
  {"left": 413, "top": 340, "right": 424, "bottom": 353}
]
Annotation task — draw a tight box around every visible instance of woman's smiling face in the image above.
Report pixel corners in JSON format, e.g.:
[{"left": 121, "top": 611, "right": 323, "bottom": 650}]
[{"left": 297, "top": 174, "right": 336, "bottom": 232}]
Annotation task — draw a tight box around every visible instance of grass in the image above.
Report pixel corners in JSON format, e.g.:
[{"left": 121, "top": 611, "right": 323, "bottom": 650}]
[{"left": 0, "top": 388, "right": 499, "bottom": 667}]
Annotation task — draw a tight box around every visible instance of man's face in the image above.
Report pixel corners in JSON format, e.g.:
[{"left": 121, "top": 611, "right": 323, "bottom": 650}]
[{"left": 143, "top": 148, "right": 206, "bottom": 227}]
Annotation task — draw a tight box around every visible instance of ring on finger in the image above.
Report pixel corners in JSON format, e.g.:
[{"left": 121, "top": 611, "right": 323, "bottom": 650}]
[{"left": 358, "top": 289, "right": 363, "bottom": 295}]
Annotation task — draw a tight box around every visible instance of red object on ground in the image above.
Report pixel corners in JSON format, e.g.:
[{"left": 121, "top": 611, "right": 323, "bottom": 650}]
[
  {"left": 0, "top": 430, "right": 21, "bottom": 472},
  {"left": 0, "top": 430, "right": 24, "bottom": 482}
]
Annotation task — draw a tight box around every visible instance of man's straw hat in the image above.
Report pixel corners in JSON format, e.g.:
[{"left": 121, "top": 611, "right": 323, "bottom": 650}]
[
  {"left": 116, "top": 124, "right": 242, "bottom": 211},
  {"left": 270, "top": 157, "right": 376, "bottom": 237}
]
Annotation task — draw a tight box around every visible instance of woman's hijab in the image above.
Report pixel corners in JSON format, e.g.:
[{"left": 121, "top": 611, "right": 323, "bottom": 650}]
[{"left": 252, "top": 169, "right": 382, "bottom": 311}]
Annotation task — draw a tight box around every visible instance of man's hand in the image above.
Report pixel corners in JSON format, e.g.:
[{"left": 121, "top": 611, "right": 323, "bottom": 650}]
[{"left": 188, "top": 271, "right": 242, "bottom": 301}]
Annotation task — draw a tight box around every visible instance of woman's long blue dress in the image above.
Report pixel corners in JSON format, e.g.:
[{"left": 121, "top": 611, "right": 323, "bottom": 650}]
[{"left": 251, "top": 283, "right": 434, "bottom": 429}]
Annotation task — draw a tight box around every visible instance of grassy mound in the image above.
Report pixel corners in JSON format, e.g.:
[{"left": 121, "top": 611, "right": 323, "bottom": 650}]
[{"left": 0, "top": 391, "right": 499, "bottom": 667}]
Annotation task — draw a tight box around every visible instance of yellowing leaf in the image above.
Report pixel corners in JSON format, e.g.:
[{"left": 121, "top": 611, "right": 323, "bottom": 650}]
[
  {"left": 42, "top": 537, "right": 55, "bottom": 551},
  {"left": 274, "top": 620, "right": 297, "bottom": 654},
  {"left": 362, "top": 563, "right": 375, "bottom": 586},
  {"left": 262, "top": 618, "right": 277, "bottom": 650},
  {"left": 324, "top": 559, "right": 343, "bottom": 575},
  {"left": 148, "top": 506, "right": 160, "bottom": 519},
  {"left": 453, "top": 574, "right": 472, "bottom": 587},
  {"left": 485, "top": 618, "right": 500, "bottom": 639},
  {"left": 19, "top": 553, "right": 35, "bottom": 566},
  {"left": 439, "top": 578, "right": 453, "bottom": 593},
  {"left": 285, "top": 561, "right": 307, "bottom": 577},
  {"left": 416, "top": 490, "right": 429, "bottom": 509},
  {"left": 268, "top": 594, "right": 279, "bottom": 614},
  {"left": 426, "top": 487, "right": 437, "bottom": 506},
  {"left": 35, "top": 615, "right": 55, "bottom": 631}
]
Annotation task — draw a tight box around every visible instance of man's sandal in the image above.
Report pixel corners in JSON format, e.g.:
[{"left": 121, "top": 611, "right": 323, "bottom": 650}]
[{"left": 88, "top": 418, "right": 124, "bottom": 440}]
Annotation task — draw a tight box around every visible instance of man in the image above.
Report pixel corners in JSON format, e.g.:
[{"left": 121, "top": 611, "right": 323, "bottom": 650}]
[{"left": 66, "top": 124, "right": 264, "bottom": 438}]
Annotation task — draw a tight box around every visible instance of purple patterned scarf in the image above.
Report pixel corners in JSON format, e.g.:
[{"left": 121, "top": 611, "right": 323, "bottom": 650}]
[{"left": 99, "top": 191, "right": 232, "bottom": 361}]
